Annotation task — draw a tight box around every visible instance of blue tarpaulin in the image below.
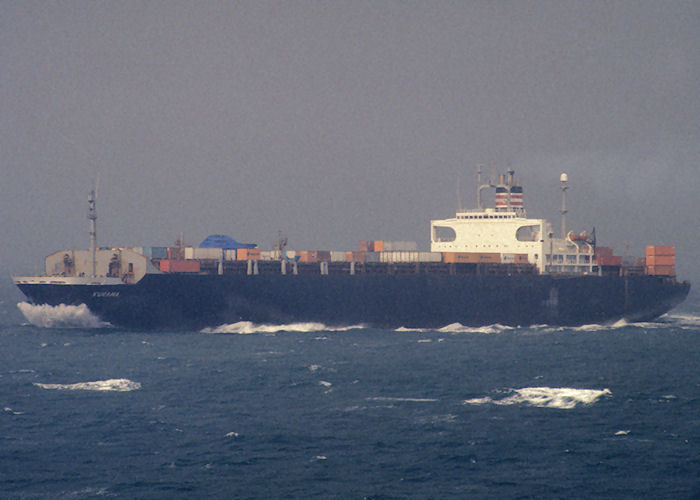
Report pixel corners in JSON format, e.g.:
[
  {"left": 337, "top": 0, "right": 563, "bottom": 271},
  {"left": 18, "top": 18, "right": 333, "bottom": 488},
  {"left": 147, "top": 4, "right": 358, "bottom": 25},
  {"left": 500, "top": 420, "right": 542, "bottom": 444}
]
[{"left": 199, "top": 234, "right": 257, "bottom": 249}]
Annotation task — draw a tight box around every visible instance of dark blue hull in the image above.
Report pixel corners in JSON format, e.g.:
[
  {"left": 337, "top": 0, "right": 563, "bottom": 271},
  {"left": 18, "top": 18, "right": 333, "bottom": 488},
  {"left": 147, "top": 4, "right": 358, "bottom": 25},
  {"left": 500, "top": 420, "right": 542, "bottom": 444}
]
[{"left": 16, "top": 272, "right": 691, "bottom": 330}]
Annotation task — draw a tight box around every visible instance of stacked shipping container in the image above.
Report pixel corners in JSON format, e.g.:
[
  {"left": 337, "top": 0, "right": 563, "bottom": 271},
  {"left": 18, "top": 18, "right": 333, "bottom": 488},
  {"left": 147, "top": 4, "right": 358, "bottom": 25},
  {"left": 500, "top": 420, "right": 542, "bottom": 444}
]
[
  {"left": 646, "top": 246, "right": 676, "bottom": 276},
  {"left": 120, "top": 239, "right": 682, "bottom": 279},
  {"left": 595, "top": 247, "right": 623, "bottom": 267},
  {"left": 156, "top": 243, "right": 537, "bottom": 267}
]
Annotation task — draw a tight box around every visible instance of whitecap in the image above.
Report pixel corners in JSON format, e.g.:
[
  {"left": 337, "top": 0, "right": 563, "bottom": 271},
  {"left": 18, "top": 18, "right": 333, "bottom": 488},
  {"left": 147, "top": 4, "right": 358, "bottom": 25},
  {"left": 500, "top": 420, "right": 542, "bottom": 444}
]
[
  {"left": 319, "top": 380, "right": 332, "bottom": 387},
  {"left": 17, "top": 302, "right": 110, "bottom": 329},
  {"left": 659, "top": 313, "right": 700, "bottom": 329},
  {"left": 33, "top": 378, "right": 141, "bottom": 392},
  {"left": 615, "top": 430, "right": 630, "bottom": 435},
  {"left": 438, "top": 323, "right": 513, "bottom": 334},
  {"left": 540, "top": 320, "right": 632, "bottom": 333},
  {"left": 463, "top": 397, "right": 494, "bottom": 405},
  {"left": 203, "top": 321, "right": 364, "bottom": 334},
  {"left": 542, "top": 313, "right": 700, "bottom": 333},
  {"left": 464, "top": 387, "right": 611, "bottom": 410},
  {"left": 575, "top": 322, "right": 627, "bottom": 332}
]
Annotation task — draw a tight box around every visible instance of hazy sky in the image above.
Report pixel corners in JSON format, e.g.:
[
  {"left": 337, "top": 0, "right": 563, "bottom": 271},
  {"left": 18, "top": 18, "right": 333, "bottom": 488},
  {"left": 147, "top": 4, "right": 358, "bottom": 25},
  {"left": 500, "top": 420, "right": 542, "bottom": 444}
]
[{"left": 2, "top": 1, "right": 698, "bottom": 280}]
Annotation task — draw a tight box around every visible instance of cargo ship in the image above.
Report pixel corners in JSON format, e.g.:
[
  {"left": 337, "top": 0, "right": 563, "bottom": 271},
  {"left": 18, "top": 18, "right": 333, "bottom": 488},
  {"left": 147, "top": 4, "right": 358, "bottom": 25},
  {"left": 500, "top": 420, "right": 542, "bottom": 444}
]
[{"left": 13, "top": 170, "right": 690, "bottom": 330}]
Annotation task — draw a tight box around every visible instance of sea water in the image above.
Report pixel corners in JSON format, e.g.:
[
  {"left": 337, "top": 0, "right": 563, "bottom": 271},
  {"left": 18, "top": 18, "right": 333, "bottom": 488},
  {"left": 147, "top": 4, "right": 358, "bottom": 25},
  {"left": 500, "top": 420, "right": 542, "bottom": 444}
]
[{"left": 1, "top": 281, "right": 699, "bottom": 499}]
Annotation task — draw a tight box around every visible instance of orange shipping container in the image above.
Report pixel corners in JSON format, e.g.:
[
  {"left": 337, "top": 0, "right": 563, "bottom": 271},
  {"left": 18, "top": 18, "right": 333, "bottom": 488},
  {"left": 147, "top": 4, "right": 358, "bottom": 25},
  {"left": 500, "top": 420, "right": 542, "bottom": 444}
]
[
  {"left": 646, "top": 265, "right": 675, "bottom": 276},
  {"left": 646, "top": 245, "right": 675, "bottom": 256},
  {"left": 373, "top": 241, "right": 384, "bottom": 252},
  {"left": 159, "top": 259, "right": 201, "bottom": 273},
  {"left": 597, "top": 255, "right": 623, "bottom": 266},
  {"left": 358, "top": 241, "right": 374, "bottom": 252},
  {"left": 646, "top": 255, "right": 675, "bottom": 266},
  {"left": 237, "top": 248, "right": 261, "bottom": 261},
  {"left": 443, "top": 252, "right": 500, "bottom": 263},
  {"left": 443, "top": 252, "right": 469, "bottom": 263},
  {"left": 475, "top": 253, "right": 501, "bottom": 263},
  {"left": 298, "top": 251, "right": 319, "bottom": 263}
]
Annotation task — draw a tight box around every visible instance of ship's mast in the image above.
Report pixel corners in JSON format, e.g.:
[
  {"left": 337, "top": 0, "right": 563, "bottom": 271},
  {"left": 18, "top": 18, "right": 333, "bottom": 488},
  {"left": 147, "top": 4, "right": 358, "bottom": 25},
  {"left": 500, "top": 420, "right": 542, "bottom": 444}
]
[
  {"left": 88, "top": 187, "right": 97, "bottom": 278},
  {"left": 476, "top": 164, "right": 494, "bottom": 210},
  {"left": 477, "top": 165, "right": 482, "bottom": 209},
  {"left": 560, "top": 172, "right": 568, "bottom": 238}
]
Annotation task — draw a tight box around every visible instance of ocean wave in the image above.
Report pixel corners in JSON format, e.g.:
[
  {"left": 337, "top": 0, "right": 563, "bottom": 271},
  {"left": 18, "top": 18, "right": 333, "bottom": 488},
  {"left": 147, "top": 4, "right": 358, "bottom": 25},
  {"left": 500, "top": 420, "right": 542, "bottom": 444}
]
[
  {"left": 464, "top": 387, "right": 611, "bottom": 410},
  {"left": 439, "top": 323, "right": 514, "bottom": 334},
  {"left": 203, "top": 321, "right": 365, "bottom": 334},
  {"left": 17, "top": 302, "right": 110, "bottom": 329},
  {"left": 33, "top": 378, "right": 141, "bottom": 392},
  {"left": 409, "top": 314, "right": 700, "bottom": 335},
  {"left": 523, "top": 316, "right": 700, "bottom": 333},
  {"left": 531, "top": 321, "right": 630, "bottom": 334},
  {"left": 659, "top": 312, "right": 700, "bottom": 329},
  {"left": 556, "top": 315, "right": 700, "bottom": 332},
  {"left": 396, "top": 323, "right": 514, "bottom": 334}
]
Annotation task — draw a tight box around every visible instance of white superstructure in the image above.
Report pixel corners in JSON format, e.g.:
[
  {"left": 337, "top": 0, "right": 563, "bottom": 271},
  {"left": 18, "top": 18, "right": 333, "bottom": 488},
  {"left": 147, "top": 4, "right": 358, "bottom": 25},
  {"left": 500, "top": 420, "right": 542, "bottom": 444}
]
[{"left": 430, "top": 169, "right": 598, "bottom": 275}]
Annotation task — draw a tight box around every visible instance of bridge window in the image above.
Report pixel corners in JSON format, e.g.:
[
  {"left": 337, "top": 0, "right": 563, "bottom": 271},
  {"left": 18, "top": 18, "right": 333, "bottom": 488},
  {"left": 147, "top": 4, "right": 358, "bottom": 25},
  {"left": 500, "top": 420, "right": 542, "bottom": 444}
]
[
  {"left": 516, "top": 225, "right": 540, "bottom": 242},
  {"left": 433, "top": 226, "right": 456, "bottom": 242}
]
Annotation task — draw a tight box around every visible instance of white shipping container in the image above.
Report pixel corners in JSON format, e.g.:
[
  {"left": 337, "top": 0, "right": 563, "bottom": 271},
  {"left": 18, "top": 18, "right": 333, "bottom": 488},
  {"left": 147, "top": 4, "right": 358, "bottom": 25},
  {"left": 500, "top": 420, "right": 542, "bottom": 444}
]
[
  {"left": 380, "top": 251, "right": 423, "bottom": 263},
  {"left": 502, "top": 253, "right": 515, "bottom": 264},
  {"left": 383, "top": 241, "right": 418, "bottom": 252},
  {"left": 330, "top": 251, "right": 346, "bottom": 262},
  {"left": 184, "top": 247, "right": 194, "bottom": 259},
  {"left": 259, "top": 250, "right": 282, "bottom": 261},
  {"left": 194, "top": 248, "right": 223, "bottom": 260},
  {"left": 418, "top": 252, "right": 442, "bottom": 262},
  {"left": 224, "top": 249, "right": 237, "bottom": 261},
  {"left": 283, "top": 250, "right": 296, "bottom": 259}
]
